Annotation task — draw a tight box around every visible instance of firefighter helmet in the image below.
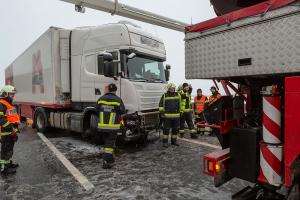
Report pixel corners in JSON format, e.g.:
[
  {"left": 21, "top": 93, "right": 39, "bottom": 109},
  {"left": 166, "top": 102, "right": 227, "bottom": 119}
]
[
  {"left": 166, "top": 83, "right": 176, "bottom": 91},
  {"left": 1, "top": 85, "right": 17, "bottom": 94},
  {"left": 177, "top": 85, "right": 183, "bottom": 92}
]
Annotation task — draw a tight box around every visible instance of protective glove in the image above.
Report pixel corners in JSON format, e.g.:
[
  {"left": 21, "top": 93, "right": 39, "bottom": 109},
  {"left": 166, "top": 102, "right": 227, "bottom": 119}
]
[
  {"left": 13, "top": 126, "right": 20, "bottom": 134},
  {"left": 159, "top": 113, "right": 165, "bottom": 119}
]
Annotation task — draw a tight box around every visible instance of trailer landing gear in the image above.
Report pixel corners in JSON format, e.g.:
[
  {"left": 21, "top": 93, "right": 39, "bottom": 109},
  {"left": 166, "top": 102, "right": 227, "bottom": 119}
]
[{"left": 232, "top": 184, "right": 284, "bottom": 200}]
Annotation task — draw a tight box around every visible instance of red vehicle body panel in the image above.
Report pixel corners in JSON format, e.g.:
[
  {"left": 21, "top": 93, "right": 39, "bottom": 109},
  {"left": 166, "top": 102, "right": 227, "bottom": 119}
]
[
  {"left": 284, "top": 76, "right": 300, "bottom": 187},
  {"left": 186, "top": 0, "right": 297, "bottom": 32},
  {"left": 14, "top": 101, "right": 71, "bottom": 119}
]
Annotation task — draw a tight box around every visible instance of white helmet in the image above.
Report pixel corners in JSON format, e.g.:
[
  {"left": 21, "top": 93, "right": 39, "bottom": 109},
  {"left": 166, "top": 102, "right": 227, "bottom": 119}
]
[
  {"left": 1, "top": 85, "right": 17, "bottom": 95},
  {"left": 166, "top": 83, "right": 176, "bottom": 91}
]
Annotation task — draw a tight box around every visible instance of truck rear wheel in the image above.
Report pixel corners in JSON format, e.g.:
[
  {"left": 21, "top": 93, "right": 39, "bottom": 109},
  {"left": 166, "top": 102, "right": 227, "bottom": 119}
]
[{"left": 34, "top": 108, "right": 49, "bottom": 133}]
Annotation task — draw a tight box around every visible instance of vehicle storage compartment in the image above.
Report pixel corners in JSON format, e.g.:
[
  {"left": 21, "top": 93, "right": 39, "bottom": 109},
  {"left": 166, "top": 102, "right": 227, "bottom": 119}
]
[{"left": 185, "top": 1, "right": 300, "bottom": 79}]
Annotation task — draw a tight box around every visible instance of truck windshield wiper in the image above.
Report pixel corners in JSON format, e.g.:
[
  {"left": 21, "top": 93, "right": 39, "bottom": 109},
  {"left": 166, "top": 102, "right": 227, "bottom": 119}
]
[
  {"left": 129, "top": 78, "right": 148, "bottom": 82},
  {"left": 146, "top": 78, "right": 164, "bottom": 83}
]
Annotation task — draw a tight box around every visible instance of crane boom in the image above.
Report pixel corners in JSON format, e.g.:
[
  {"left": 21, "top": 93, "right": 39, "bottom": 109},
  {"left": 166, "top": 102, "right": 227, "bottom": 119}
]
[{"left": 60, "top": 0, "right": 188, "bottom": 32}]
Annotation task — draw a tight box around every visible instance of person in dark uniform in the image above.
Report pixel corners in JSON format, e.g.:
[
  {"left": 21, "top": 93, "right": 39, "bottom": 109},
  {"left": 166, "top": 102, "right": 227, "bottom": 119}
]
[
  {"left": 96, "top": 83, "right": 125, "bottom": 169},
  {"left": 179, "top": 83, "right": 197, "bottom": 139},
  {"left": 0, "top": 85, "right": 20, "bottom": 175},
  {"left": 159, "top": 83, "right": 182, "bottom": 147}
]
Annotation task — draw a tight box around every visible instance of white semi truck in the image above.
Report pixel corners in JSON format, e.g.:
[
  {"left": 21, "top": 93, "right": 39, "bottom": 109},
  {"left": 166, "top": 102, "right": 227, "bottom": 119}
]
[{"left": 5, "top": 22, "right": 170, "bottom": 142}]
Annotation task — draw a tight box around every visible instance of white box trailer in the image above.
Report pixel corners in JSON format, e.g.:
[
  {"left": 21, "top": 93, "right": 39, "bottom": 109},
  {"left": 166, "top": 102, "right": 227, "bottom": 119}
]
[
  {"left": 185, "top": 1, "right": 300, "bottom": 79},
  {"left": 6, "top": 22, "right": 169, "bottom": 141}
]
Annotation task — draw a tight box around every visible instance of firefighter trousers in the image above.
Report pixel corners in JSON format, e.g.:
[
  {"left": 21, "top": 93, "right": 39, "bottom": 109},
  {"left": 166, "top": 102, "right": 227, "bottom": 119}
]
[
  {"left": 0, "top": 134, "right": 15, "bottom": 170},
  {"left": 101, "top": 130, "right": 117, "bottom": 163},
  {"left": 163, "top": 118, "right": 180, "bottom": 144},
  {"left": 179, "top": 112, "right": 196, "bottom": 137}
]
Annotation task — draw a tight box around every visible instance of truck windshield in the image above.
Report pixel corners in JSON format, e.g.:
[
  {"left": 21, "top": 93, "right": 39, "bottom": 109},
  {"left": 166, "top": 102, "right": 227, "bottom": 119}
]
[{"left": 126, "top": 55, "right": 166, "bottom": 82}]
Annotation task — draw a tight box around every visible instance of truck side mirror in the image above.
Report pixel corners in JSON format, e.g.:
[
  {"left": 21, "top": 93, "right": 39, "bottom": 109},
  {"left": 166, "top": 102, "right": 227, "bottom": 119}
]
[
  {"left": 98, "top": 53, "right": 118, "bottom": 78},
  {"left": 165, "top": 64, "right": 171, "bottom": 81},
  {"left": 99, "top": 52, "right": 113, "bottom": 62},
  {"left": 127, "top": 52, "right": 136, "bottom": 59}
]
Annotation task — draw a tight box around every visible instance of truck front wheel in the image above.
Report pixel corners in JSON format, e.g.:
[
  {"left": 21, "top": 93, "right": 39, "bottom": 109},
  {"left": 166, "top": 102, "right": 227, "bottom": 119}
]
[{"left": 34, "top": 107, "right": 49, "bottom": 133}]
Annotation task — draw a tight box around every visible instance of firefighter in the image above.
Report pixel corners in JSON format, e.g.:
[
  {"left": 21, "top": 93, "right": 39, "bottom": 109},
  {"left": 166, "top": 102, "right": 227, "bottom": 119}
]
[
  {"left": 209, "top": 86, "right": 222, "bottom": 105},
  {"left": 177, "top": 85, "right": 183, "bottom": 93},
  {"left": 194, "top": 88, "right": 208, "bottom": 135},
  {"left": 159, "top": 83, "right": 182, "bottom": 147},
  {"left": 96, "top": 83, "right": 125, "bottom": 169},
  {"left": 0, "top": 85, "right": 20, "bottom": 175},
  {"left": 179, "top": 83, "right": 197, "bottom": 139}
]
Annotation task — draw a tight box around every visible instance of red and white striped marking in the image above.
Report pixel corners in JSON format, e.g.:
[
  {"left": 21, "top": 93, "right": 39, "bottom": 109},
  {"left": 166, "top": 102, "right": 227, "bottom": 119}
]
[
  {"left": 262, "top": 96, "right": 281, "bottom": 144},
  {"left": 258, "top": 143, "right": 283, "bottom": 186}
]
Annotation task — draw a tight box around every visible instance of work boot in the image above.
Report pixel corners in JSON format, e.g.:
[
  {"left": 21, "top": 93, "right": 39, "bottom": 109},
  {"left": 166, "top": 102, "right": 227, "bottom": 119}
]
[
  {"left": 9, "top": 161, "right": 19, "bottom": 169},
  {"left": 1, "top": 166, "right": 16, "bottom": 175},
  {"left": 162, "top": 143, "right": 169, "bottom": 148},
  {"left": 191, "top": 134, "right": 198, "bottom": 139},
  {"left": 171, "top": 142, "right": 179, "bottom": 146},
  {"left": 102, "top": 160, "right": 115, "bottom": 169}
]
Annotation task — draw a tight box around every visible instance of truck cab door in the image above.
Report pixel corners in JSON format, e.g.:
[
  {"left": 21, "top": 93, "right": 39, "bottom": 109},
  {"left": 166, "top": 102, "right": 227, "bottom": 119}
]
[
  {"left": 95, "top": 51, "right": 120, "bottom": 99},
  {"left": 80, "top": 54, "right": 96, "bottom": 102}
]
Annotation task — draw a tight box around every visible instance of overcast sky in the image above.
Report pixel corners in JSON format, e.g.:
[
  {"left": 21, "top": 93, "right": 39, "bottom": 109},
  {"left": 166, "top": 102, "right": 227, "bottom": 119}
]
[{"left": 0, "top": 0, "right": 219, "bottom": 96}]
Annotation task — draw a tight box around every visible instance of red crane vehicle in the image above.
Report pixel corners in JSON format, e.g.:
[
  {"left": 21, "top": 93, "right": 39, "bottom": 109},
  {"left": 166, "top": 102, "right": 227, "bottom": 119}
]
[{"left": 185, "top": 0, "right": 300, "bottom": 199}]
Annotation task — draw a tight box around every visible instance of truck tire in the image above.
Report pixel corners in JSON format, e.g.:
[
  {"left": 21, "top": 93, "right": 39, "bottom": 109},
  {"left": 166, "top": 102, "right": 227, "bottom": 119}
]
[{"left": 34, "top": 107, "right": 49, "bottom": 133}]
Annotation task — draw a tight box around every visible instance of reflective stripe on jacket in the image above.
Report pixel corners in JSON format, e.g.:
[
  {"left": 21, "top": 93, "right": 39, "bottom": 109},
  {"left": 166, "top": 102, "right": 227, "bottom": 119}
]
[
  {"left": 96, "top": 93, "right": 125, "bottom": 131},
  {"left": 0, "top": 99, "right": 20, "bottom": 136},
  {"left": 159, "top": 92, "right": 182, "bottom": 118},
  {"left": 180, "top": 91, "right": 192, "bottom": 112},
  {"left": 0, "top": 99, "right": 20, "bottom": 124},
  {"left": 194, "top": 95, "right": 208, "bottom": 113},
  {"left": 209, "top": 94, "right": 222, "bottom": 105}
]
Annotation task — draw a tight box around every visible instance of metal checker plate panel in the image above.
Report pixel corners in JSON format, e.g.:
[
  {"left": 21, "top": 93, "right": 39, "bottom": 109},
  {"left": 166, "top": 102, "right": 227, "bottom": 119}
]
[{"left": 185, "top": 3, "right": 300, "bottom": 79}]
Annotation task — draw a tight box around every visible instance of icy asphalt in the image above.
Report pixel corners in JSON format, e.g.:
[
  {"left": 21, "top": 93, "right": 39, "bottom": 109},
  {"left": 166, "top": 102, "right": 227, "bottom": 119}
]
[{"left": 0, "top": 127, "right": 251, "bottom": 200}]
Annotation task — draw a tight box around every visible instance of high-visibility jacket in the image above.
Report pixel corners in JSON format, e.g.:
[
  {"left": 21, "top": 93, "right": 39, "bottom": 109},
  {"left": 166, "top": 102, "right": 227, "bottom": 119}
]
[
  {"left": 159, "top": 92, "right": 182, "bottom": 118},
  {"left": 96, "top": 93, "right": 125, "bottom": 131},
  {"left": 194, "top": 95, "right": 208, "bottom": 113},
  {"left": 180, "top": 91, "right": 193, "bottom": 112},
  {"left": 0, "top": 98, "right": 20, "bottom": 136},
  {"left": 209, "top": 93, "right": 222, "bottom": 105}
]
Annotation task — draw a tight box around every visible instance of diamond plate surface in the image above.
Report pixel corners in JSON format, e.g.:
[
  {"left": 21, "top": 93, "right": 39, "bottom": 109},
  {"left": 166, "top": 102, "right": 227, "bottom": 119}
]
[{"left": 185, "top": 3, "right": 300, "bottom": 79}]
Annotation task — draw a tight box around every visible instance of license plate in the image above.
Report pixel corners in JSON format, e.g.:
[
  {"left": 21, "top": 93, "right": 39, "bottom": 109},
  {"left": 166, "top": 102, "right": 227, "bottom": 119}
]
[{"left": 117, "top": 132, "right": 123, "bottom": 136}]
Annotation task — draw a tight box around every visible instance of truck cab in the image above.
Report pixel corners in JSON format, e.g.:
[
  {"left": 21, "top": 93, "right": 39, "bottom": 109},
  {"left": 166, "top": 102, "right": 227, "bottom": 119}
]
[
  {"left": 58, "top": 22, "right": 168, "bottom": 141},
  {"left": 8, "top": 22, "right": 169, "bottom": 143}
]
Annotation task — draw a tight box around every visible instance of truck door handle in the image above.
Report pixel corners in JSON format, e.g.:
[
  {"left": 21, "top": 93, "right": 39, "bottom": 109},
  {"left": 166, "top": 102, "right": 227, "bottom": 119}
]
[{"left": 95, "top": 88, "right": 101, "bottom": 95}]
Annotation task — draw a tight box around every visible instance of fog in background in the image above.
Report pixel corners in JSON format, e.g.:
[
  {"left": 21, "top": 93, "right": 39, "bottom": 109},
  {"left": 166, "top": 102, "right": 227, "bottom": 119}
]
[{"left": 0, "top": 0, "right": 227, "bottom": 97}]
